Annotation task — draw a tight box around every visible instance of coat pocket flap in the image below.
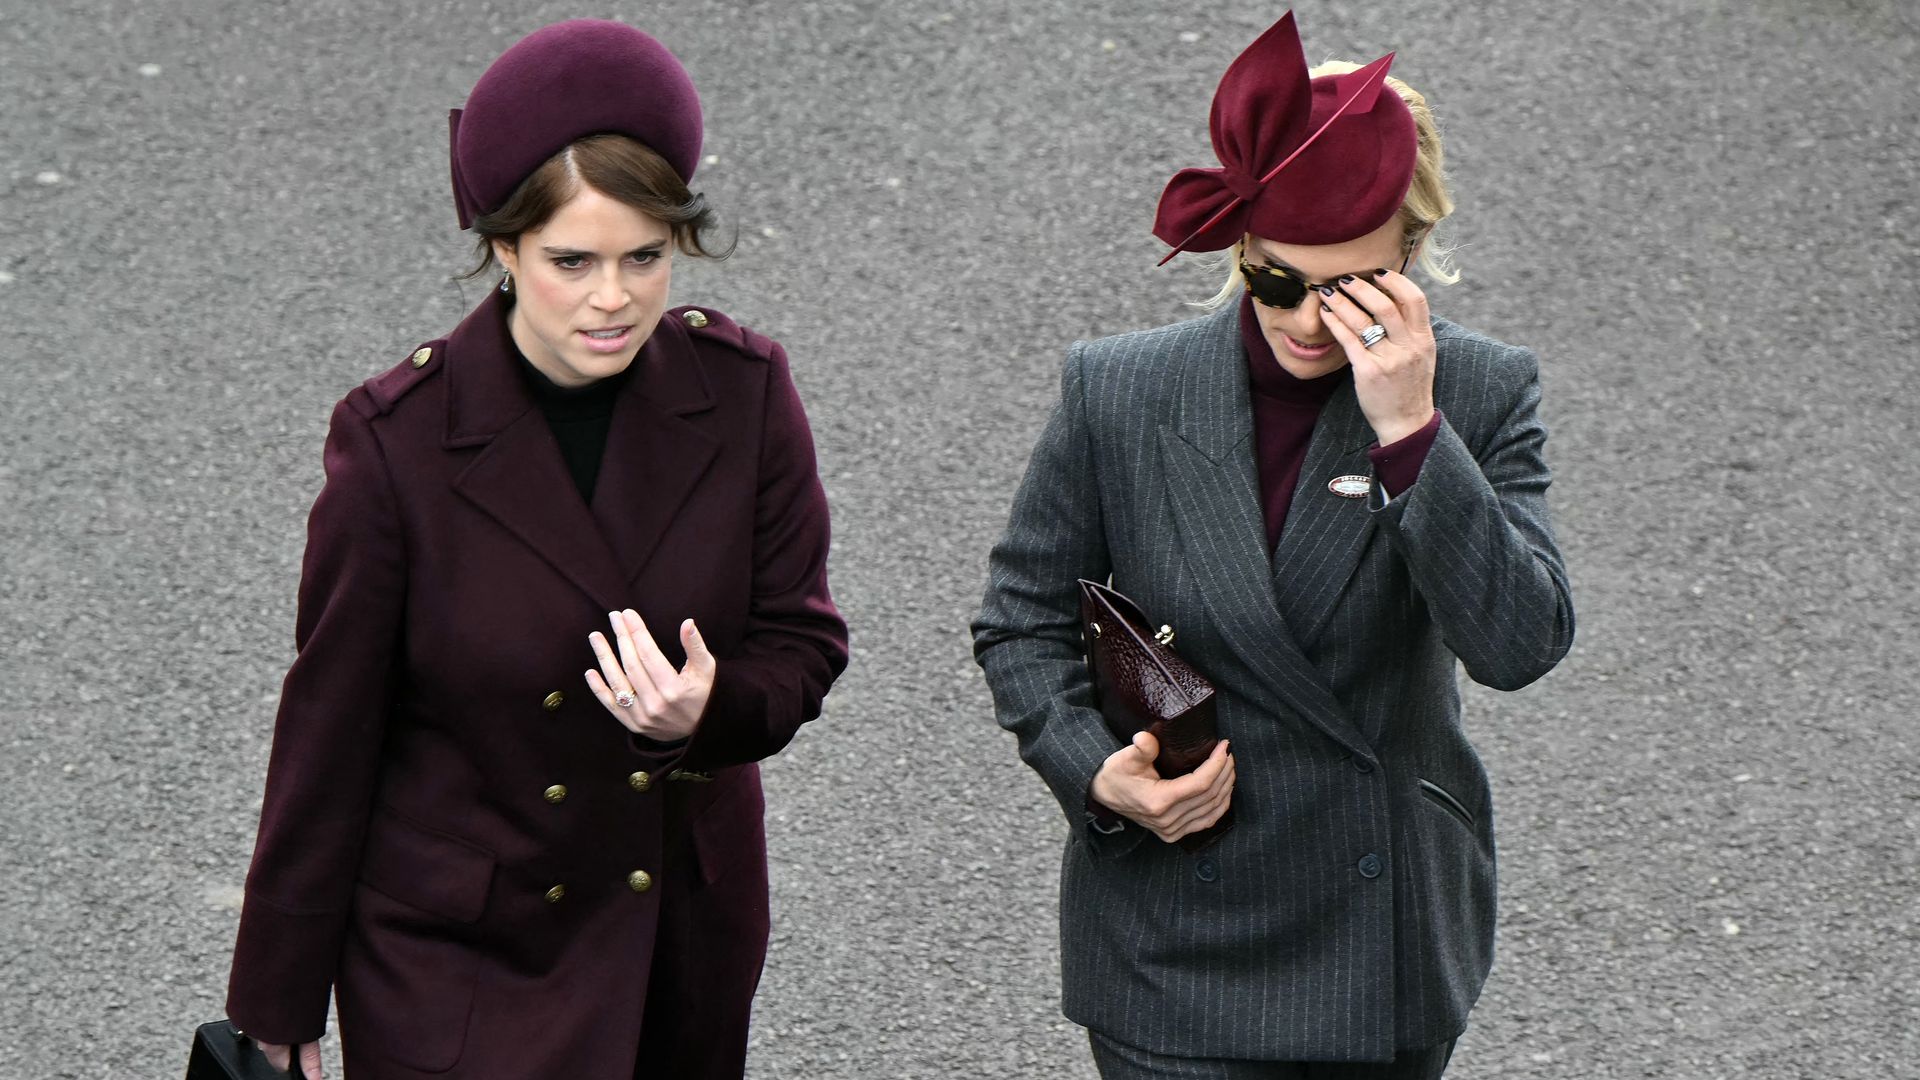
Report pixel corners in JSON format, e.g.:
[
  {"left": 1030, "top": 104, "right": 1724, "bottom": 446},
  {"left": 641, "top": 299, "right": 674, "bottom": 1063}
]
[
  {"left": 689, "top": 776, "right": 765, "bottom": 888},
  {"left": 358, "top": 809, "right": 496, "bottom": 924}
]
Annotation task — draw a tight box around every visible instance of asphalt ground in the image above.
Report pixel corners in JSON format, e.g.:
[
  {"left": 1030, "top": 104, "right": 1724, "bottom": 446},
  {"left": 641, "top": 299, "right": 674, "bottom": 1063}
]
[{"left": 2, "top": 0, "right": 1915, "bottom": 1077}]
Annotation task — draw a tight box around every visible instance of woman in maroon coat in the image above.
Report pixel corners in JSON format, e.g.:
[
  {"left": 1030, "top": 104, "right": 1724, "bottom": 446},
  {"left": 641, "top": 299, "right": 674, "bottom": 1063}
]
[{"left": 224, "top": 21, "right": 848, "bottom": 1079}]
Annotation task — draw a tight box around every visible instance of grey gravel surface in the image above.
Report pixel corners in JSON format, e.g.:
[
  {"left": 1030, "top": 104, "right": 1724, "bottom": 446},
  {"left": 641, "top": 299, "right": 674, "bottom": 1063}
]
[{"left": 3, "top": 1, "right": 1916, "bottom": 1078}]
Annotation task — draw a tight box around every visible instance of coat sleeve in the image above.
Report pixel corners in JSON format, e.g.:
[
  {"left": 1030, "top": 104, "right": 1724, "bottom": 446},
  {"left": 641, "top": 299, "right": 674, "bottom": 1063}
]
[
  {"left": 670, "top": 341, "right": 848, "bottom": 771},
  {"left": 1370, "top": 345, "right": 1575, "bottom": 690},
  {"left": 972, "top": 347, "right": 1141, "bottom": 855},
  {"left": 226, "top": 391, "right": 405, "bottom": 1044}
]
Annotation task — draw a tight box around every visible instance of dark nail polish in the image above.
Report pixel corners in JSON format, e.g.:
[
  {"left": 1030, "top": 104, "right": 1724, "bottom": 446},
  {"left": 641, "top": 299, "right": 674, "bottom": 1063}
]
[
  {"left": 1317, "top": 285, "right": 1336, "bottom": 296},
  {"left": 1339, "top": 275, "right": 1355, "bottom": 284},
  {"left": 1321, "top": 304, "right": 1333, "bottom": 314},
  {"left": 1375, "top": 268, "right": 1390, "bottom": 275}
]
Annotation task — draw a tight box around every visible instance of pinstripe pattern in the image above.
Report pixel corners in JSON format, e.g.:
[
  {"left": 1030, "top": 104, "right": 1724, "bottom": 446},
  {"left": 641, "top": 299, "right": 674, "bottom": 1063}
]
[
  {"left": 973, "top": 304, "right": 1574, "bottom": 1063},
  {"left": 1090, "top": 1029, "right": 1456, "bottom": 1078}
]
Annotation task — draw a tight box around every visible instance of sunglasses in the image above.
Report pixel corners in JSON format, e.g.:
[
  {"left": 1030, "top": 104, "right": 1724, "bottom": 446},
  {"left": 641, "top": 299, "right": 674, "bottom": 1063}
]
[{"left": 1237, "top": 251, "right": 1411, "bottom": 310}]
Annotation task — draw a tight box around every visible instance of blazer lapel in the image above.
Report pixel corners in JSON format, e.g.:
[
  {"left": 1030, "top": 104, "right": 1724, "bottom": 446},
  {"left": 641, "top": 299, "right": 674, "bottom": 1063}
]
[
  {"left": 445, "top": 291, "right": 630, "bottom": 612},
  {"left": 588, "top": 315, "right": 721, "bottom": 585},
  {"left": 1270, "top": 382, "right": 1380, "bottom": 647},
  {"left": 1157, "top": 309, "right": 1369, "bottom": 759}
]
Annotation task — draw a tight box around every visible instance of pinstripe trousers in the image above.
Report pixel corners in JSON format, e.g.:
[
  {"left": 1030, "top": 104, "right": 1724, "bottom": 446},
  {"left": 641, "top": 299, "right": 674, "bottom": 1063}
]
[{"left": 1091, "top": 1032, "right": 1455, "bottom": 1080}]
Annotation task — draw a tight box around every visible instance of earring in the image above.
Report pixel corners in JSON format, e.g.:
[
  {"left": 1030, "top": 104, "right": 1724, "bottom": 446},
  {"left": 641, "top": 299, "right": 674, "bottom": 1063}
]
[{"left": 499, "top": 271, "right": 512, "bottom": 294}]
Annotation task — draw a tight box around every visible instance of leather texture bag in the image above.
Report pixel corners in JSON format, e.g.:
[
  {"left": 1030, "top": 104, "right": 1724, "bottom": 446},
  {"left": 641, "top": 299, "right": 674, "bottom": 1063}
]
[
  {"left": 1077, "top": 579, "right": 1234, "bottom": 851},
  {"left": 186, "top": 1020, "right": 290, "bottom": 1080}
]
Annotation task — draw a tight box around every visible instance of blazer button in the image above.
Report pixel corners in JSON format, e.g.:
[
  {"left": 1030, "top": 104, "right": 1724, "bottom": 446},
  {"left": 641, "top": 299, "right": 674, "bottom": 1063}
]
[
  {"left": 545, "top": 885, "right": 566, "bottom": 903},
  {"left": 1357, "top": 854, "right": 1383, "bottom": 879},
  {"left": 681, "top": 309, "right": 709, "bottom": 328},
  {"left": 1352, "top": 756, "right": 1374, "bottom": 773},
  {"left": 628, "top": 870, "right": 654, "bottom": 893},
  {"left": 543, "top": 691, "right": 565, "bottom": 712},
  {"left": 543, "top": 784, "right": 568, "bottom": 804},
  {"left": 409, "top": 346, "right": 432, "bottom": 368},
  {"left": 628, "top": 771, "right": 653, "bottom": 792},
  {"left": 1194, "top": 858, "right": 1219, "bottom": 883}
]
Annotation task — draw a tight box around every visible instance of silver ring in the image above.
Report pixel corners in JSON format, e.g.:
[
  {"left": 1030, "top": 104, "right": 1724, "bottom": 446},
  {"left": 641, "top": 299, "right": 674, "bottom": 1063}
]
[
  {"left": 614, "top": 689, "right": 636, "bottom": 708},
  {"left": 1359, "top": 323, "right": 1388, "bottom": 348}
]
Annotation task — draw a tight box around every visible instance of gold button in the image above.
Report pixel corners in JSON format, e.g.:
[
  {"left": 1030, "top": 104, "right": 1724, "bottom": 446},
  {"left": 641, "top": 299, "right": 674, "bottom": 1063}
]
[
  {"left": 543, "top": 784, "right": 568, "bottom": 804},
  {"left": 542, "top": 691, "right": 565, "bottom": 712},
  {"left": 628, "top": 870, "right": 653, "bottom": 893},
  {"left": 628, "top": 771, "right": 653, "bottom": 792},
  {"left": 681, "top": 309, "right": 709, "bottom": 328},
  {"left": 410, "top": 347, "right": 432, "bottom": 368},
  {"left": 545, "top": 884, "right": 566, "bottom": 903}
]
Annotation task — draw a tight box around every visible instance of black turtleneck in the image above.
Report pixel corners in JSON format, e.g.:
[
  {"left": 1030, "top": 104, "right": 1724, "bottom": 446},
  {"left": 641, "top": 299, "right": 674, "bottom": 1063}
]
[{"left": 516, "top": 354, "right": 632, "bottom": 503}]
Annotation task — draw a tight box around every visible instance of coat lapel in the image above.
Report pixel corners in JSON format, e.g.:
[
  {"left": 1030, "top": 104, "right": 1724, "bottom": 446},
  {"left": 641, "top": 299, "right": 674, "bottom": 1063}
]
[
  {"left": 587, "top": 315, "right": 721, "bottom": 585},
  {"left": 1157, "top": 308, "right": 1369, "bottom": 759},
  {"left": 1270, "top": 381, "right": 1380, "bottom": 647},
  {"left": 442, "top": 291, "right": 631, "bottom": 613}
]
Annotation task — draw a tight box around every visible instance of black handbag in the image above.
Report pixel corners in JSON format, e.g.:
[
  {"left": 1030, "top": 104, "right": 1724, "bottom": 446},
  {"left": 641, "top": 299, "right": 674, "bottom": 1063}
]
[
  {"left": 1077, "top": 579, "right": 1234, "bottom": 851},
  {"left": 187, "top": 1020, "right": 293, "bottom": 1079}
]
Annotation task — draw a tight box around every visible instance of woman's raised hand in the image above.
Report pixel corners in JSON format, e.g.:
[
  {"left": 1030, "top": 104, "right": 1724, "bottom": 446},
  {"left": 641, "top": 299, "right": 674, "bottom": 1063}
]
[
  {"left": 1320, "top": 267, "right": 1438, "bottom": 447},
  {"left": 255, "top": 1040, "right": 322, "bottom": 1080},
  {"left": 1090, "top": 732, "right": 1235, "bottom": 844},
  {"left": 586, "top": 609, "right": 716, "bottom": 742}
]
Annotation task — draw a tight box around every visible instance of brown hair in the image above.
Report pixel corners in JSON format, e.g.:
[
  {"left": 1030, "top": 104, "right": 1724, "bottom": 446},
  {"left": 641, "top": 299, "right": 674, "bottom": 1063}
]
[{"left": 465, "top": 133, "right": 732, "bottom": 278}]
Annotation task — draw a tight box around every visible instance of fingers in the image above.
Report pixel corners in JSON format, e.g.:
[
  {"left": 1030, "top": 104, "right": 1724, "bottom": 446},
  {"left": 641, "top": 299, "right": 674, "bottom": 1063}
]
[
  {"left": 1155, "top": 760, "right": 1237, "bottom": 842},
  {"left": 256, "top": 1042, "right": 322, "bottom": 1079},
  {"left": 620, "top": 609, "right": 681, "bottom": 691},
  {"left": 583, "top": 668, "right": 642, "bottom": 733},
  {"left": 1134, "top": 746, "right": 1236, "bottom": 841},
  {"left": 1333, "top": 275, "right": 1411, "bottom": 341},
  {"left": 1318, "top": 285, "right": 1394, "bottom": 354},
  {"left": 1373, "top": 265, "right": 1432, "bottom": 331},
  {"left": 1131, "top": 729, "right": 1161, "bottom": 761},
  {"left": 1151, "top": 789, "right": 1229, "bottom": 843},
  {"left": 1164, "top": 739, "right": 1230, "bottom": 799},
  {"left": 609, "top": 611, "right": 667, "bottom": 714},
  {"left": 586, "top": 629, "right": 636, "bottom": 702},
  {"left": 680, "top": 619, "right": 716, "bottom": 679}
]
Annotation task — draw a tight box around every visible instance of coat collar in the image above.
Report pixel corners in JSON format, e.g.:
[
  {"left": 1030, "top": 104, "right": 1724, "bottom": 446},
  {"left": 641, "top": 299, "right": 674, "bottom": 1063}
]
[
  {"left": 443, "top": 291, "right": 722, "bottom": 611},
  {"left": 442, "top": 290, "right": 713, "bottom": 445},
  {"left": 1157, "top": 304, "right": 1371, "bottom": 758}
]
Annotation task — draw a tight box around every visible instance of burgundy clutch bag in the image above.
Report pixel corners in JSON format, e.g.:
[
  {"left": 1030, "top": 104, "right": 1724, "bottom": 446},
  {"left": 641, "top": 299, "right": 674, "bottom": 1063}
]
[{"left": 1077, "top": 579, "right": 1234, "bottom": 851}]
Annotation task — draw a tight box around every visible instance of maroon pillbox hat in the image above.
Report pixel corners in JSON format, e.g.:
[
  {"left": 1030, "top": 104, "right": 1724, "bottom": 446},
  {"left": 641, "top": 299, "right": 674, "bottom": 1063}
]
[
  {"left": 448, "top": 19, "right": 703, "bottom": 229},
  {"left": 1153, "top": 11, "right": 1417, "bottom": 259}
]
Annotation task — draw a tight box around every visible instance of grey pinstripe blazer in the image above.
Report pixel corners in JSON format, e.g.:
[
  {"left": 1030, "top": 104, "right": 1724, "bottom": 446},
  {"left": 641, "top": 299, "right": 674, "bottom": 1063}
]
[{"left": 972, "top": 303, "right": 1574, "bottom": 1062}]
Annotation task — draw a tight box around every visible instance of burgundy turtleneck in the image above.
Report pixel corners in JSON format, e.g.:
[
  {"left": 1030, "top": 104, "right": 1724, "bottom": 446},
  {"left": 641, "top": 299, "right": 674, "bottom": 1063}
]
[{"left": 1239, "top": 292, "right": 1441, "bottom": 550}]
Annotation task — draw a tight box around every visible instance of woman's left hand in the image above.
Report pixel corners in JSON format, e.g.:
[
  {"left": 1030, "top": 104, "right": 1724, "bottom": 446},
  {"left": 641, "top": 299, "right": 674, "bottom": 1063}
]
[
  {"left": 586, "top": 609, "right": 715, "bottom": 741},
  {"left": 1320, "top": 268, "right": 1438, "bottom": 446}
]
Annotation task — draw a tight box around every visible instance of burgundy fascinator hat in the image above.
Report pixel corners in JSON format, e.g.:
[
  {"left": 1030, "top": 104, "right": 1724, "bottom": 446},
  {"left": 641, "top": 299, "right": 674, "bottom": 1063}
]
[
  {"left": 448, "top": 19, "right": 704, "bottom": 229},
  {"left": 1153, "top": 11, "right": 1417, "bottom": 262}
]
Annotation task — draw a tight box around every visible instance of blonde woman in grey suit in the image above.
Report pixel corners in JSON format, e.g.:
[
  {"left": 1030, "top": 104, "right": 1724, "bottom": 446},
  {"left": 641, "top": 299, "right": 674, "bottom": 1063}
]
[{"left": 973, "top": 12, "right": 1574, "bottom": 1080}]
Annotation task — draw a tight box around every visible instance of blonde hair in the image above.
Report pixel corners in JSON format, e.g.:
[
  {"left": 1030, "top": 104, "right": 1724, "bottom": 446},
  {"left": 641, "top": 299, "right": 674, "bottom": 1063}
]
[{"left": 1197, "top": 61, "right": 1458, "bottom": 310}]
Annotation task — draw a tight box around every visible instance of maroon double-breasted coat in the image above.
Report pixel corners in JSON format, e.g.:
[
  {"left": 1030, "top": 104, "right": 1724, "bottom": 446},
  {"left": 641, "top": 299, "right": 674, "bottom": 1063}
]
[{"left": 225, "top": 290, "right": 848, "bottom": 1078}]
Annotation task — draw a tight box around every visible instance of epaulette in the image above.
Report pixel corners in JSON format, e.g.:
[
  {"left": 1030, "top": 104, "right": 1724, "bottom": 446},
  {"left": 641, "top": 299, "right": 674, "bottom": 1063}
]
[
  {"left": 670, "top": 305, "right": 775, "bottom": 362},
  {"left": 362, "top": 339, "right": 448, "bottom": 414}
]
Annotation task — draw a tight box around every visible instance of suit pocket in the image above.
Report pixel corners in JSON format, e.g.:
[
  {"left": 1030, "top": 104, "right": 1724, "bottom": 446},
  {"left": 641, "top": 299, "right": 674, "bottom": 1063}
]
[
  {"left": 1417, "top": 778, "right": 1477, "bottom": 831},
  {"left": 357, "top": 808, "right": 496, "bottom": 923}
]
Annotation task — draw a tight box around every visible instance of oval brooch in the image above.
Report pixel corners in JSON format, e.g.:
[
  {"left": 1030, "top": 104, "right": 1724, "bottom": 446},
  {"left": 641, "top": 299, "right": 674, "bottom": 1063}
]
[{"left": 1327, "top": 475, "right": 1372, "bottom": 499}]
